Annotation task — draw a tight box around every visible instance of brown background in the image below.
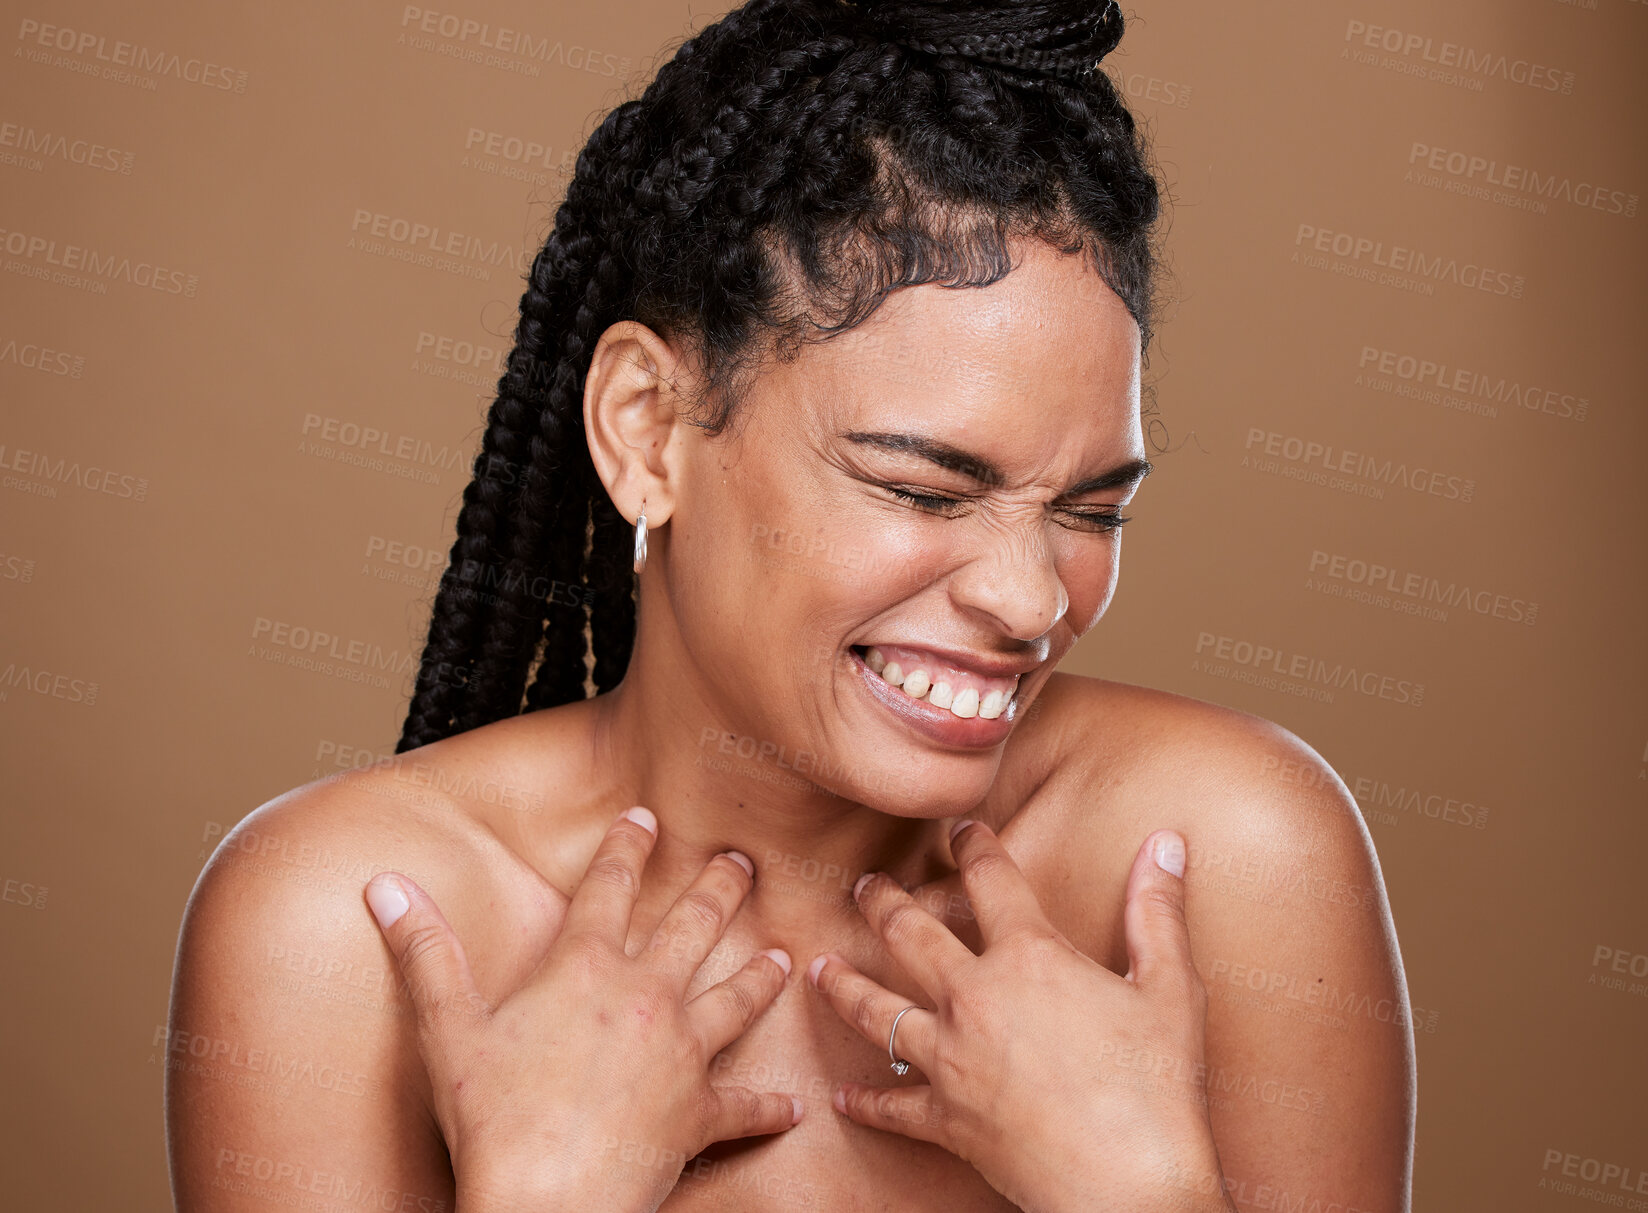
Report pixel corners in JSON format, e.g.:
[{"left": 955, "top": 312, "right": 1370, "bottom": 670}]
[{"left": 1, "top": 1, "right": 1644, "bottom": 1209}]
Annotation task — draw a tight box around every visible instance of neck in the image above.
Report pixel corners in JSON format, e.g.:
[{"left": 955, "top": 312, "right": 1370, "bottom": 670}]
[{"left": 581, "top": 624, "right": 961, "bottom": 933}]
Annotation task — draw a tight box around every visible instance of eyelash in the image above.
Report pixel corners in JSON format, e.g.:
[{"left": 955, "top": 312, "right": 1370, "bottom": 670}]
[{"left": 882, "top": 486, "right": 1131, "bottom": 532}]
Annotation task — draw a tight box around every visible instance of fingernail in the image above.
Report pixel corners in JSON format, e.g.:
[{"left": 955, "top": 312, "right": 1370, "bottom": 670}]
[
  {"left": 365, "top": 875, "right": 409, "bottom": 929},
  {"left": 1154, "top": 831, "right": 1186, "bottom": 878},
  {"left": 724, "top": 850, "right": 754, "bottom": 878},
  {"left": 948, "top": 818, "right": 979, "bottom": 843},
  {"left": 852, "top": 872, "right": 875, "bottom": 901},
  {"left": 620, "top": 805, "right": 657, "bottom": 836},
  {"left": 832, "top": 1084, "right": 848, "bottom": 1114},
  {"left": 806, "top": 953, "right": 829, "bottom": 988},
  {"left": 761, "top": 947, "right": 792, "bottom": 977},
  {"left": 790, "top": 1094, "right": 804, "bottom": 1124}
]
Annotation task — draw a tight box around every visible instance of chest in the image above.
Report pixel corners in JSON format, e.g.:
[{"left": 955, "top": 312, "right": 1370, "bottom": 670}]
[
  {"left": 658, "top": 903, "right": 1023, "bottom": 1213},
  {"left": 653, "top": 823, "right": 1126, "bottom": 1213}
]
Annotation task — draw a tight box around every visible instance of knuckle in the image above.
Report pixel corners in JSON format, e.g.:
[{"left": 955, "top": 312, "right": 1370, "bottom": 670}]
[
  {"left": 947, "top": 996, "right": 985, "bottom": 1040},
  {"left": 564, "top": 932, "right": 614, "bottom": 981},
  {"left": 675, "top": 888, "right": 728, "bottom": 935},
  {"left": 714, "top": 1083, "right": 756, "bottom": 1130},
  {"left": 721, "top": 974, "right": 759, "bottom": 1028},
  {"left": 877, "top": 900, "right": 925, "bottom": 947},
  {"left": 655, "top": 929, "right": 710, "bottom": 970},
  {"left": 850, "top": 992, "right": 880, "bottom": 1037},
  {"left": 873, "top": 1089, "right": 912, "bottom": 1125},
  {"left": 586, "top": 853, "right": 640, "bottom": 896},
  {"left": 1142, "top": 884, "right": 1185, "bottom": 918},
  {"left": 961, "top": 846, "right": 1008, "bottom": 882},
  {"left": 946, "top": 984, "right": 1001, "bottom": 1039},
  {"left": 689, "top": 1083, "right": 721, "bottom": 1135},
  {"left": 633, "top": 968, "right": 678, "bottom": 1011},
  {"left": 1011, "top": 927, "right": 1063, "bottom": 961},
  {"left": 395, "top": 920, "right": 449, "bottom": 976}
]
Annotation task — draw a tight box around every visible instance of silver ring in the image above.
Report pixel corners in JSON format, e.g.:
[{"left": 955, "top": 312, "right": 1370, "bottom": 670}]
[{"left": 888, "top": 1005, "right": 918, "bottom": 1075}]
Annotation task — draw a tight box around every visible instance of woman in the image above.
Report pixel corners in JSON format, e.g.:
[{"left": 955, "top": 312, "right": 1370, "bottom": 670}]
[{"left": 166, "top": 0, "right": 1415, "bottom": 1208}]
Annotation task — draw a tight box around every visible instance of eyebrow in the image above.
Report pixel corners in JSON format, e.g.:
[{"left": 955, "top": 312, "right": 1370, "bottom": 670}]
[{"left": 841, "top": 430, "right": 1153, "bottom": 497}]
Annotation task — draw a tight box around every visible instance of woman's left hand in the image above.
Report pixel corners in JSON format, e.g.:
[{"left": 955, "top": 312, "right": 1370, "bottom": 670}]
[{"left": 806, "top": 820, "right": 1235, "bottom": 1213}]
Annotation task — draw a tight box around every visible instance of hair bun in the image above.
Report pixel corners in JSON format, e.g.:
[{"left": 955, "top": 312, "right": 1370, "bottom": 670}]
[{"left": 845, "top": 0, "right": 1122, "bottom": 84}]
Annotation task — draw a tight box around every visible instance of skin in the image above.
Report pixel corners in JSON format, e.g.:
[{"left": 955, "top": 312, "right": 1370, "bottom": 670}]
[{"left": 165, "top": 236, "right": 1415, "bottom": 1211}]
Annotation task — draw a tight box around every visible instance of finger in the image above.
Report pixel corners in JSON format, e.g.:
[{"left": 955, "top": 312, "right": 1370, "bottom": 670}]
[
  {"left": 807, "top": 951, "right": 936, "bottom": 1077},
  {"left": 850, "top": 871, "right": 973, "bottom": 1001},
  {"left": 644, "top": 850, "right": 756, "bottom": 985},
  {"left": 364, "top": 872, "right": 486, "bottom": 1029},
  {"left": 834, "top": 1081, "right": 948, "bottom": 1148},
  {"left": 702, "top": 1084, "right": 804, "bottom": 1146},
  {"left": 947, "top": 818, "right": 1049, "bottom": 946},
  {"left": 560, "top": 806, "right": 659, "bottom": 950},
  {"left": 687, "top": 948, "right": 791, "bottom": 1056},
  {"left": 1123, "top": 829, "right": 1201, "bottom": 1001}
]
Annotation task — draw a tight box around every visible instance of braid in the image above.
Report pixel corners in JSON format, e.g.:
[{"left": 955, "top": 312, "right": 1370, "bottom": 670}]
[
  {"left": 399, "top": 105, "right": 649, "bottom": 749},
  {"left": 395, "top": 252, "right": 554, "bottom": 751},
  {"left": 398, "top": 0, "right": 1165, "bottom": 751},
  {"left": 583, "top": 492, "right": 637, "bottom": 696}
]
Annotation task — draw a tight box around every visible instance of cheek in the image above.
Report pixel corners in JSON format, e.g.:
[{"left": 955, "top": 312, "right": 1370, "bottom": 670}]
[
  {"left": 1059, "top": 534, "right": 1123, "bottom": 632},
  {"left": 666, "top": 460, "right": 884, "bottom": 665}
]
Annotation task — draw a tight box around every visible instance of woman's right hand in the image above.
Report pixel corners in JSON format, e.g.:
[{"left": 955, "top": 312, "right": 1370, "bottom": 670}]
[{"left": 362, "top": 805, "right": 801, "bottom": 1213}]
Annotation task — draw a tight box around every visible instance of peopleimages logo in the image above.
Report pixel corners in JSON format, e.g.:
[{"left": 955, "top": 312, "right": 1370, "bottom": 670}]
[
  {"left": 1342, "top": 19, "right": 1575, "bottom": 94},
  {"left": 1307, "top": 549, "right": 1539, "bottom": 626},
  {"left": 1407, "top": 142, "right": 1637, "bottom": 219},
  {"left": 1243, "top": 427, "right": 1475, "bottom": 503},
  {"left": 348, "top": 209, "right": 534, "bottom": 278},
  {"left": 0, "top": 441, "right": 149, "bottom": 500},
  {"left": 0, "top": 224, "right": 199, "bottom": 296},
  {"left": 14, "top": 18, "right": 249, "bottom": 93},
  {"left": 1356, "top": 346, "right": 1589, "bottom": 422},
  {"left": 1294, "top": 223, "right": 1525, "bottom": 299},
  {"left": 396, "top": 7, "right": 631, "bottom": 79},
  {"left": 0, "top": 120, "right": 134, "bottom": 173},
  {"left": 1192, "top": 631, "right": 1425, "bottom": 707}
]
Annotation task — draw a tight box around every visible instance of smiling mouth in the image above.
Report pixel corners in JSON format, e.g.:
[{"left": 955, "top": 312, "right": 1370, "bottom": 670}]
[{"left": 848, "top": 644, "right": 1023, "bottom": 721}]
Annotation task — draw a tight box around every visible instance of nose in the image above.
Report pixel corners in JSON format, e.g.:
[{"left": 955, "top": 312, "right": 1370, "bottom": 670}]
[{"left": 945, "top": 513, "right": 1069, "bottom": 643}]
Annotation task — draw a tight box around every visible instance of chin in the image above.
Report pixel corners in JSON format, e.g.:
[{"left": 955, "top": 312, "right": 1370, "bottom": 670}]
[{"left": 824, "top": 764, "right": 998, "bottom": 819}]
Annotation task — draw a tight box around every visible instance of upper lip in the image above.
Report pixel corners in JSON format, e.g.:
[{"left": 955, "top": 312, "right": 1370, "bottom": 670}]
[{"left": 856, "top": 642, "right": 1042, "bottom": 680}]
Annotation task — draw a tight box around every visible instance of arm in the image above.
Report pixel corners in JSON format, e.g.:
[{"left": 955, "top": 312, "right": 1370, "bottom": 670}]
[
  {"left": 801, "top": 683, "right": 1415, "bottom": 1212},
  {"left": 163, "top": 785, "right": 466, "bottom": 1212},
  {"left": 167, "top": 782, "right": 804, "bottom": 1213},
  {"left": 1182, "top": 724, "right": 1417, "bottom": 1213}
]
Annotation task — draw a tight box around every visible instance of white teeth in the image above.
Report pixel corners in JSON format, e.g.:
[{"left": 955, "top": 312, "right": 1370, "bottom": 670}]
[{"left": 862, "top": 646, "right": 1017, "bottom": 722}]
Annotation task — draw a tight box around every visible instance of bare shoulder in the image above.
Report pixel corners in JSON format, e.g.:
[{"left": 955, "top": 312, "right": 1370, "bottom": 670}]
[
  {"left": 165, "top": 723, "right": 569, "bottom": 1210},
  {"left": 1009, "top": 671, "right": 1393, "bottom": 934},
  {"left": 1012, "top": 671, "right": 1415, "bottom": 1210}
]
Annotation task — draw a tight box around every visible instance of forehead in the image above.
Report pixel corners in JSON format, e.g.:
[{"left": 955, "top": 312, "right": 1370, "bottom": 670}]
[{"left": 783, "top": 238, "right": 1142, "bottom": 454}]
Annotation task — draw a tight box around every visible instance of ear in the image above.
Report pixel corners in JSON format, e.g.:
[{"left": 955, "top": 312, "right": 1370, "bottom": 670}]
[{"left": 582, "top": 320, "right": 691, "bottom": 528}]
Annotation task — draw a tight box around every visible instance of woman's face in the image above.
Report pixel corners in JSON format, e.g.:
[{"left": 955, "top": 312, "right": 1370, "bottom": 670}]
[{"left": 660, "top": 236, "right": 1148, "bottom": 817}]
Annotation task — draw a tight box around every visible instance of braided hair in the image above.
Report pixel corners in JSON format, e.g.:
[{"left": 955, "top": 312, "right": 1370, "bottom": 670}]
[{"left": 396, "top": 0, "right": 1164, "bottom": 752}]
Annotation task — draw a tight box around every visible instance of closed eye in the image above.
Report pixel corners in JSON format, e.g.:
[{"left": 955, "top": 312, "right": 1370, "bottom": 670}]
[
  {"left": 881, "top": 485, "right": 1130, "bottom": 532},
  {"left": 884, "top": 486, "right": 965, "bottom": 513}
]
